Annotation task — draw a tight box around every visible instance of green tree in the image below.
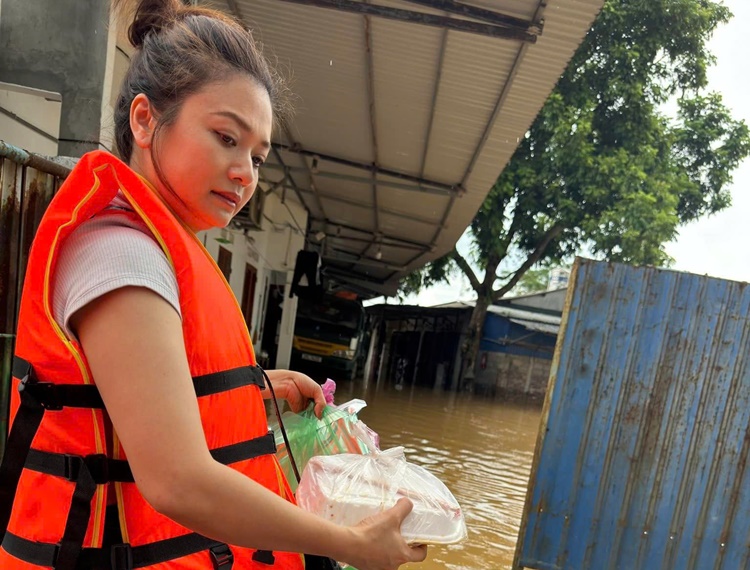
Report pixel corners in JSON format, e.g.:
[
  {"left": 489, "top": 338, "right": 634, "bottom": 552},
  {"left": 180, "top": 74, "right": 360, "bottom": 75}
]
[{"left": 403, "top": 0, "right": 750, "bottom": 388}]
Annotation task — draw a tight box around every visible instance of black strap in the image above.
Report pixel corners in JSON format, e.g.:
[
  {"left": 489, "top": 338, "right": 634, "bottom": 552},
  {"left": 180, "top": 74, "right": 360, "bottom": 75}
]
[
  {"left": 209, "top": 543, "right": 234, "bottom": 569},
  {"left": 252, "top": 549, "right": 275, "bottom": 565},
  {"left": 55, "top": 458, "right": 97, "bottom": 570},
  {"left": 0, "top": 359, "right": 46, "bottom": 542},
  {"left": 23, "top": 432, "right": 277, "bottom": 484},
  {"left": 192, "top": 366, "right": 265, "bottom": 397},
  {"left": 10, "top": 358, "right": 264, "bottom": 410},
  {"left": 11, "top": 356, "right": 31, "bottom": 380},
  {"left": 3, "top": 530, "right": 238, "bottom": 569},
  {"left": 209, "top": 432, "right": 276, "bottom": 464},
  {"left": 25, "top": 450, "right": 127, "bottom": 483},
  {"left": 304, "top": 554, "right": 344, "bottom": 570}
]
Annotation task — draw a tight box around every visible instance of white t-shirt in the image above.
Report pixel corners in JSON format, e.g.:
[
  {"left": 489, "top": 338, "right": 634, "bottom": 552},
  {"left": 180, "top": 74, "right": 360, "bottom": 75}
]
[{"left": 52, "top": 193, "right": 181, "bottom": 340}]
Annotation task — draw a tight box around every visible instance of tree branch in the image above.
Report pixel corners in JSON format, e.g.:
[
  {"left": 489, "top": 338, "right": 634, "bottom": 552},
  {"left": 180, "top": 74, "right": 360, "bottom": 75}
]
[
  {"left": 492, "top": 223, "right": 564, "bottom": 301},
  {"left": 499, "top": 204, "right": 523, "bottom": 256},
  {"left": 451, "top": 247, "right": 482, "bottom": 292}
]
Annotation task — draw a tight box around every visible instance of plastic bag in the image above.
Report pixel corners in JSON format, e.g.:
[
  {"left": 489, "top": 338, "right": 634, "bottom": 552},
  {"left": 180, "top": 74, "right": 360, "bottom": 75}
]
[
  {"left": 296, "top": 447, "right": 467, "bottom": 545},
  {"left": 274, "top": 399, "right": 379, "bottom": 492}
]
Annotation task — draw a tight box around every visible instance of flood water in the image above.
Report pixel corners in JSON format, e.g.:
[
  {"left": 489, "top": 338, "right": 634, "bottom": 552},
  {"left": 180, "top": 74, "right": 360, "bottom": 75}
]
[{"left": 332, "top": 377, "right": 543, "bottom": 570}]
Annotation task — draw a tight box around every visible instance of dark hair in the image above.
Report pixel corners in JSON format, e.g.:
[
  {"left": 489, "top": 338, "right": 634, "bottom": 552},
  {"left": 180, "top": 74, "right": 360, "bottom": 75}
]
[{"left": 112, "top": 0, "right": 288, "bottom": 161}]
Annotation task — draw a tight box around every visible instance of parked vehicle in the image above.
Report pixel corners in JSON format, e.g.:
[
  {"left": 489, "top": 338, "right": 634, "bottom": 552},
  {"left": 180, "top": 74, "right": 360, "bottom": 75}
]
[{"left": 291, "top": 293, "right": 365, "bottom": 381}]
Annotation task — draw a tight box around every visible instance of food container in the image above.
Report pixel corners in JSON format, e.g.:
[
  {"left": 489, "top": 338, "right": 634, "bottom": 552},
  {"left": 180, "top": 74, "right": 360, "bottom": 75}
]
[{"left": 296, "top": 448, "right": 467, "bottom": 545}]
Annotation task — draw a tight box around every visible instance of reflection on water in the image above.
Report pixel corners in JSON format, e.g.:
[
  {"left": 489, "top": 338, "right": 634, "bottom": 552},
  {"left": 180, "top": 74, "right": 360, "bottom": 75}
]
[{"left": 333, "top": 378, "right": 542, "bottom": 570}]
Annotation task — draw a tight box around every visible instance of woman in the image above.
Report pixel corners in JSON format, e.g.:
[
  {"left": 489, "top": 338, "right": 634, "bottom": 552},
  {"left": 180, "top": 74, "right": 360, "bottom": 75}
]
[{"left": 0, "top": 1, "right": 428, "bottom": 569}]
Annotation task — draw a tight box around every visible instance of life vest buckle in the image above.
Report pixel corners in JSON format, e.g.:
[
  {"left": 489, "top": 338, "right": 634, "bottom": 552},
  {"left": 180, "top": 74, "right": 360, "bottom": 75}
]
[
  {"left": 20, "top": 381, "right": 64, "bottom": 410},
  {"left": 209, "top": 543, "right": 234, "bottom": 569},
  {"left": 63, "top": 453, "right": 109, "bottom": 483},
  {"left": 110, "top": 543, "right": 134, "bottom": 570}
]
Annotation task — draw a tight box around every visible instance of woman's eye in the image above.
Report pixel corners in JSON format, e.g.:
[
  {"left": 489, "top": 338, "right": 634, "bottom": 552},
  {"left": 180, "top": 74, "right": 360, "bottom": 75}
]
[
  {"left": 216, "top": 132, "right": 236, "bottom": 146},
  {"left": 253, "top": 156, "right": 265, "bottom": 168}
]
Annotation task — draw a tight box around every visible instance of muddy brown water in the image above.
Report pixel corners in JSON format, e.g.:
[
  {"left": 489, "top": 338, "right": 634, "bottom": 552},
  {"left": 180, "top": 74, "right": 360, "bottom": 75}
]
[{"left": 331, "top": 378, "right": 543, "bottom": 570}]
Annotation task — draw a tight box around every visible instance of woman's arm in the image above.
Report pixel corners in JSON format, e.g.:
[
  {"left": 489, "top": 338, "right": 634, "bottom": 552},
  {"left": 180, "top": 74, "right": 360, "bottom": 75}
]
[{"left": 72, "top": 286, "right": 426, "bottom": 570}]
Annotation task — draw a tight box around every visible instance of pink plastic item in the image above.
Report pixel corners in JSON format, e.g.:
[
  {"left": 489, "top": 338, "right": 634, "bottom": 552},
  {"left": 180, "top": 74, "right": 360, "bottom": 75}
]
[{"left": 321, "top": 378, "right": 336, "bottom": 405}]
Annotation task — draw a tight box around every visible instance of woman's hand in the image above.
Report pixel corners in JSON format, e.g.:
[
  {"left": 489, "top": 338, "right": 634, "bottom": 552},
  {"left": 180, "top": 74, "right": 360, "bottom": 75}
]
[
  {"left": 341, "top": 498, "right": 429, "bottom": 570},
  {"left": 262, "top": 369, "right": 326, "bottom": 418}
]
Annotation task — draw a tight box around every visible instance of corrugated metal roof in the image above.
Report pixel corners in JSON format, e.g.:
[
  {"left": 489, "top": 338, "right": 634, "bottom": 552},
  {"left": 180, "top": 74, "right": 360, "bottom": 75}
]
[
  {"left": 209, "top": 0, "right": 604, "bottom": 296},
  {"left": 515, "top": 259, "right": 750, "bottom": 570}
]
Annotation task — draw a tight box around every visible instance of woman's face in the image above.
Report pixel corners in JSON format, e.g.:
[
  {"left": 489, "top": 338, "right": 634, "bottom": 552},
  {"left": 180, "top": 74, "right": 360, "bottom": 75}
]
[{"left": 131, "top": 74, "right": 273, "bottom": 232}]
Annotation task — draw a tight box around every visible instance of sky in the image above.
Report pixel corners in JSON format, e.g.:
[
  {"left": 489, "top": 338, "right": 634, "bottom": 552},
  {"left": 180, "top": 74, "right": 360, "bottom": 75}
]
[{"left": 386, "top": 0, "right": 750, "bottom": 308}]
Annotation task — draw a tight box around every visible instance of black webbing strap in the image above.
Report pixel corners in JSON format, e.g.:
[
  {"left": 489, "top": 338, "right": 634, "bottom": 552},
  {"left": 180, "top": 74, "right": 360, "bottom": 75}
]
[
  {"left": 209, "top": 432, "right": 276, "bottom": 464},
  {"left": 192, "top": 365, "right": 265, "bottom": 397},
  {"left": 3, "top": 529, "right": 236, "bottom": 569},
  {"left": 25, "top": 450, "right": 128, "bottom": 483},
  {"left": 0, "top": 359, "right": 44, "bottom": 542},
  {"left": 55, "top": 458, "right": 97, "bottom": 570},
  {"left": 23, "top": 431, "right": 277, "bottom": 484}
]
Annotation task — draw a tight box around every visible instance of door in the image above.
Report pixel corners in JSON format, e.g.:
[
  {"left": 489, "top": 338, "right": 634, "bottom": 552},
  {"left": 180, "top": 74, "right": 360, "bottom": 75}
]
[{"left": 217, "top": 246, "right": 232, "bottom": 281}]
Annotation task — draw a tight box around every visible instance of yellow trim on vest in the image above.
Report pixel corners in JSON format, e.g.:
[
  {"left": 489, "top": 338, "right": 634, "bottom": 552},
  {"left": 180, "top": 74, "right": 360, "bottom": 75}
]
[
  {"left": 112, "top": 431, "right": 131, "bottom": 544},
  {"left": 42, "top": 163, "right": 114, "bottom": 546},
  {"left": 116, "top": 171, "right": 175, "bottom": 269}
]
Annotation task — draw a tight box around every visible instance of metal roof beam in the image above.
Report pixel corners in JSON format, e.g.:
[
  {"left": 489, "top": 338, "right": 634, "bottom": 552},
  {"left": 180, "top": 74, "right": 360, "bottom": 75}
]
[
  {"left": 326, "top": 248, "right": 407, "bottom": 271},
  {"left": 419, "top": 28, "right": 447, "bottom": 180},
  {"left": 296, "top": 186, "right": 441, "bottom": 226},
  {"left": 401, "top": 0, "right": 543, "bottom": 34},
  {"left": 281, "top": 127, "right": 328, "bottom": 218},
  {"left": 273, "top": 0, "right": 538, "bottom": 42},
  {"left": 322, "top": 233, "right": 427, "bottom": 251},
  {"left": 274, "top": 143, "right": 461, "bottom": 195},
  {"left": 312, "top": 219, "right": 433, "bottom": 250},
  {"left": 267, "top": 147, "right": 312, "bottom": 213},
  {"left": 364, "top": 15, "right": 380, "bottom": 259},
  {"left": 263, "top": 162, "right": 450, "bottom": 196}
]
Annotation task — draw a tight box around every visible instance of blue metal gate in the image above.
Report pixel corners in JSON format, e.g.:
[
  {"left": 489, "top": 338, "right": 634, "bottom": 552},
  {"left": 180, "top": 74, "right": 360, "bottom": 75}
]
[{"left": 515, "top": 259, "right": 750, "bottom": 570}]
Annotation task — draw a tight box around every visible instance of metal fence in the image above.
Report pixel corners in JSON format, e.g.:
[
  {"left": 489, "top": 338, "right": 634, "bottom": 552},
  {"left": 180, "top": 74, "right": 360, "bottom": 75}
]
[
  {"left": 0, "top": 140, "right": 70, "bottom": 460},
  {"left": 515, "top": 258, "right": 750, "bottom": 570}
]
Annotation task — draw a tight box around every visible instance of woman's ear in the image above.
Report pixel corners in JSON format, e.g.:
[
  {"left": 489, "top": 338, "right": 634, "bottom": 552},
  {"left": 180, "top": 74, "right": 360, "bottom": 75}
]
[{"left": 130, "top": 94, "right": 157, "bottom": 149}]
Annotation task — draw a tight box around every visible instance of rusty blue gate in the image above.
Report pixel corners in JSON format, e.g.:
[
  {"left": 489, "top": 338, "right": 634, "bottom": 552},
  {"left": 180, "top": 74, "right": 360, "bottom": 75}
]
[
  {"left": 515, "top": 258, "right": 750, "bottom": 570},
  {"left": 0, "top": 141, "right": 69, "bottom": 460}
]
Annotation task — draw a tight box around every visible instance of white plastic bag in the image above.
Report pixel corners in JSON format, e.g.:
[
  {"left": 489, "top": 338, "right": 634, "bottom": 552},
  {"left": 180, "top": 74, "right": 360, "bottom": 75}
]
[{"left": 296, "top": 447, "right": 467, "bottom": 545}]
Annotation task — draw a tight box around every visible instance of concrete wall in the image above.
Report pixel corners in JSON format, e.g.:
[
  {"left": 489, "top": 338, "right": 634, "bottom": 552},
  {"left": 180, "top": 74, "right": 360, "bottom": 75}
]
[
  {"left": 0, "top": 0, "right": 111, "bottom": 157},
  {"left": 474, "top": 351, "right": 552, "bottom": 398},
  {"left": 0, "top": 85, "right": 61, "bottom": 155}
]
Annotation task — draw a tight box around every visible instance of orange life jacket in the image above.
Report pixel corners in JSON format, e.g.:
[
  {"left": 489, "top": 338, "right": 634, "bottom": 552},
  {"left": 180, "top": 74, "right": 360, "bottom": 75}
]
[{"left": 0, "top": 151, "right": 305, "bottom": 570}]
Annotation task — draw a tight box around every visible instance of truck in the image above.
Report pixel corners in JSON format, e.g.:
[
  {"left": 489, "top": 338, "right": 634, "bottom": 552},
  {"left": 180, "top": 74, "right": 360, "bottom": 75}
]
[{"left": 290, "top": 293, "right": 366, "bottom": 381}]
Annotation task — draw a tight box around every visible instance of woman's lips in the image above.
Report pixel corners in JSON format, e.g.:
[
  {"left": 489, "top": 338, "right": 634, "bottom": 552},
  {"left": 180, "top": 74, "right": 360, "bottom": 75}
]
[{"left": 212, "top": 190, "right": 240, "bottom": 209}]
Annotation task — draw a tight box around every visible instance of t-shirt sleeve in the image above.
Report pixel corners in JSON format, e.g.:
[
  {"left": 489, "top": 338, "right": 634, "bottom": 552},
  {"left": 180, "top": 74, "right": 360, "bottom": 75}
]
[{"left": 53, "top": 213, "right": 182, "bottom": 340}]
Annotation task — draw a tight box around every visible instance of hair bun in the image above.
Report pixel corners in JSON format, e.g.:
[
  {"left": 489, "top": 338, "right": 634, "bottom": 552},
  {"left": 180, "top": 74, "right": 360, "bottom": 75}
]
[{"left": 127, "top": 0, "right": 181, "bottom": 48}]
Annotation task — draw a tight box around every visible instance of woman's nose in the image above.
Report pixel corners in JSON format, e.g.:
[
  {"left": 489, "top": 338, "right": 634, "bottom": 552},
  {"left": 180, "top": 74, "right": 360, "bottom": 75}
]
[{"left": 229, "top": 158, "right": 253, "bottom": 187}]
